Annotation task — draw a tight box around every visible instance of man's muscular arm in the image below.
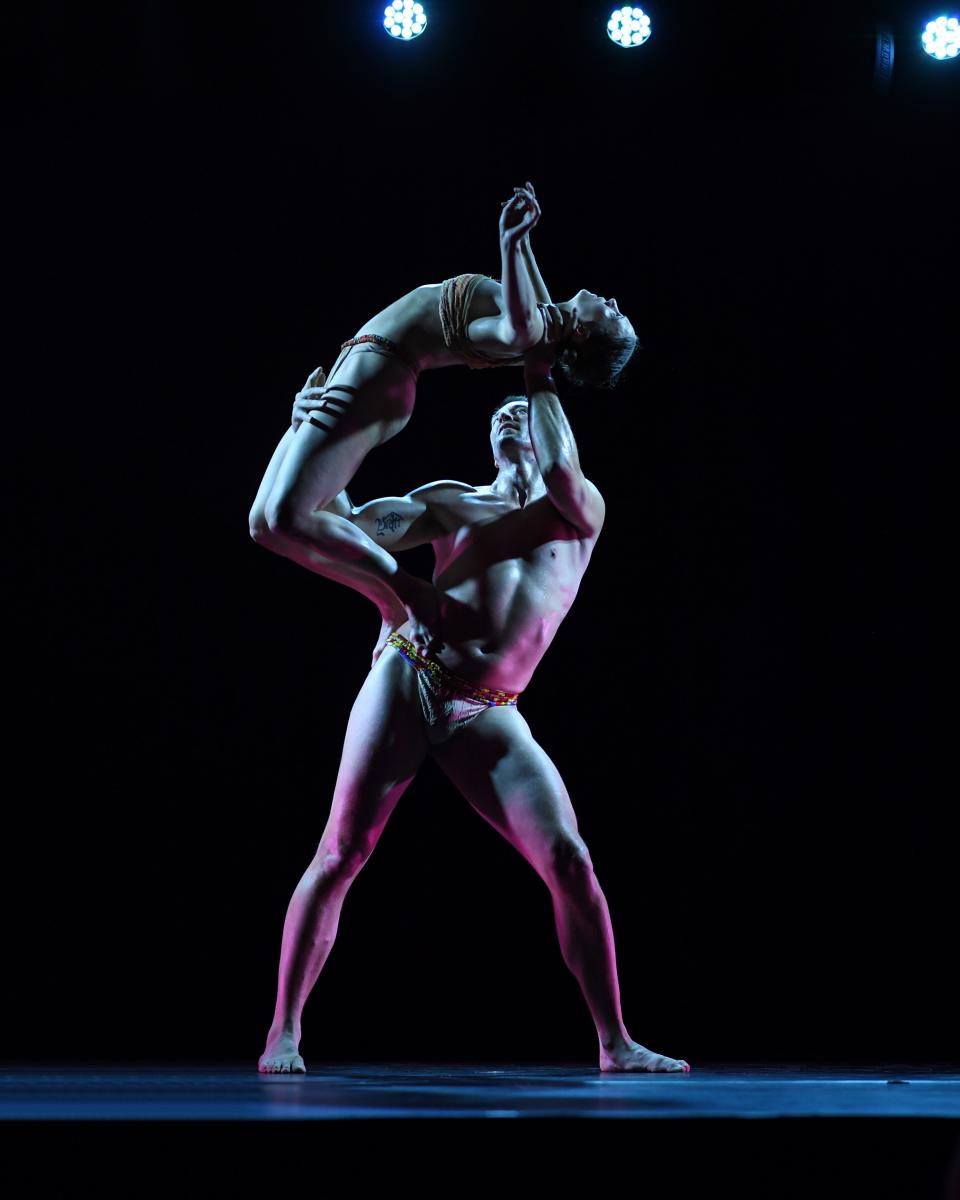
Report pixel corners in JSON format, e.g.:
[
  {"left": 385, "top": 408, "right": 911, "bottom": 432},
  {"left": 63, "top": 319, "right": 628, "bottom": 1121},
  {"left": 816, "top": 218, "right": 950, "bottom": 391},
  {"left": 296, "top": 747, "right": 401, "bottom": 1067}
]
[
  {"left": 347, "top": 481, "right": 472, "bottom": 551},
  {"left": 524, "top": 363, "right": 606, "bottom": 539}
]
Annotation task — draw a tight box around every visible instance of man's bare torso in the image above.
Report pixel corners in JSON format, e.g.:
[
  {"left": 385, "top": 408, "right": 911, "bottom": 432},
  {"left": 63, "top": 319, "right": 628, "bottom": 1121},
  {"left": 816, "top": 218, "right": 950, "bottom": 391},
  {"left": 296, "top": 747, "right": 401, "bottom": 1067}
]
[{"left": 394, "top": 483, "right": 601, "bottom": 695}]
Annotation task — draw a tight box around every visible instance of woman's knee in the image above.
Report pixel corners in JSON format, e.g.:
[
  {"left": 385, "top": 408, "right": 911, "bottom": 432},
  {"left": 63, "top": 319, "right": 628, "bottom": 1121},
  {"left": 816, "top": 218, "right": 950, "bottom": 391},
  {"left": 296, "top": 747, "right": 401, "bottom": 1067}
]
[
  {"left": 265, "top": 491, "right": 335, "bottom": 539},
  {"left": 249, "top": 498, "right": 273, "bottom": 541},
  {"left": 264, "top": 450, "right": 341, "bottom": 536},
  {"left": 264, "top": 487, "right": 299, "bottom": 537}
]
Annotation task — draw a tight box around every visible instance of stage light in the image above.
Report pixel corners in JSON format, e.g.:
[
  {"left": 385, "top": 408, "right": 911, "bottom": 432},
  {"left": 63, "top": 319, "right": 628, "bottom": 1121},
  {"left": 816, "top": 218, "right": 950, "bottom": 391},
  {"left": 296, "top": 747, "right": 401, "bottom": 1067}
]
[
  {"left": 920, "top": 15, "right": 960, "bottom": 59},
  {"left": 606, "top": 6, "right": 652, "bottom": 49},
  {"left": 383, "top": 0, "right": 427, "bottom": 41}
]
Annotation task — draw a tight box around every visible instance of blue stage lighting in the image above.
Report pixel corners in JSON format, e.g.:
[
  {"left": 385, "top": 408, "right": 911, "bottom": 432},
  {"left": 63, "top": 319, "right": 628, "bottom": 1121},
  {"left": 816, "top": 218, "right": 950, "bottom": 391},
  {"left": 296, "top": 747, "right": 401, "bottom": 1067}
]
[
  {"left": 383, "top": 0, "right": 427, "bottom": 41},
  {"left": 606, "top": 6, "right": 652, "bottom": 49},
  {"left": 921, "top": 15, "right": 959, "bottom": 59}
]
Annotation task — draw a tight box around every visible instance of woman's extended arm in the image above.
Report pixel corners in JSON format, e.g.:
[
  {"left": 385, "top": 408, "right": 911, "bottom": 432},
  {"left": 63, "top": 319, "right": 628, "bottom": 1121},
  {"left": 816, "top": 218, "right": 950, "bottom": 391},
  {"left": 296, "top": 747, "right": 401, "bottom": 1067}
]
[
  {"left": 498, "top": 191, "right": 543, "bottom": 347},
  {"left": 520, "top": 234, "right": 554, "bottom": 305},
  {"left": 517, "top": 181, "right": 553, "bottom": 304}
]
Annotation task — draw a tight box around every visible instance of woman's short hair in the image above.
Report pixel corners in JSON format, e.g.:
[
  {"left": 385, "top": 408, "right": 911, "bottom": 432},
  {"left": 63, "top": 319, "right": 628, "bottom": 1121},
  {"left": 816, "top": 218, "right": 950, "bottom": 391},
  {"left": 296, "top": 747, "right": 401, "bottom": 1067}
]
[{"left": 554, "top": 324, "right": 641, "bottom": 390}]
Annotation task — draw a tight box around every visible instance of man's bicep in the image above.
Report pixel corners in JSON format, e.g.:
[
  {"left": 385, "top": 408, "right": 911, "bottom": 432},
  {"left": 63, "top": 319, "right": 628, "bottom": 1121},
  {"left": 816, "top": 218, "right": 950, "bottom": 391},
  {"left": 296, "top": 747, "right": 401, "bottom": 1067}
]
[{"left": 350, "top": 494, "right": 435, "bottom": 551}]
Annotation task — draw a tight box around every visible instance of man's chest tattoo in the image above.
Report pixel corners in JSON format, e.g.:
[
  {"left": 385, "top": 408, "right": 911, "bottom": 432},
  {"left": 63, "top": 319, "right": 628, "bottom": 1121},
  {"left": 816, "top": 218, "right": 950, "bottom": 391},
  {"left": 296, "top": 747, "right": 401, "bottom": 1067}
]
[{"left": 376, "top": 511, "right": 404, "bottom": 536}]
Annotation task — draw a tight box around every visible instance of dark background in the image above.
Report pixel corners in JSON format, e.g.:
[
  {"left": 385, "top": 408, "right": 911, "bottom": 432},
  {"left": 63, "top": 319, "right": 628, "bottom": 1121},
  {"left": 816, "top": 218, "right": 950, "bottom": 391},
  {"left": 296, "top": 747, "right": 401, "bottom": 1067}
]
[{"left": 4, "top": 1, "right": 955, "bottom": 1067}]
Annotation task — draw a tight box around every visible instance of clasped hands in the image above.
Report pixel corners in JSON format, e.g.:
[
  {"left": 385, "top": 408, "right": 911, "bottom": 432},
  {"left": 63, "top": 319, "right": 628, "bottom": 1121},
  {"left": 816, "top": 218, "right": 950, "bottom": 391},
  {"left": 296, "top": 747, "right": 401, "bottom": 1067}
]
[{"left": 501, "top": 180, "right": 576, "bottom": 372}]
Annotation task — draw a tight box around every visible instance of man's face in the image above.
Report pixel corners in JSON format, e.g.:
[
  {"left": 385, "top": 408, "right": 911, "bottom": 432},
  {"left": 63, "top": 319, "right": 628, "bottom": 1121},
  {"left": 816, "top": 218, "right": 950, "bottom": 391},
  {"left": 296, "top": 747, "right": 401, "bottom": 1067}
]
[{"left": 490, "top": 400, "right": 530, "bottom": 464}]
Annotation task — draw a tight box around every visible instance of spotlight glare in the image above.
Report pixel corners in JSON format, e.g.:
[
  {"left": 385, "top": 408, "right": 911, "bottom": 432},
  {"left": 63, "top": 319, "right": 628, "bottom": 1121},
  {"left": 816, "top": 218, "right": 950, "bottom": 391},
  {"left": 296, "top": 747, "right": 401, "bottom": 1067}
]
[
  {"left": 607, "top": 4, "right": 652, "bottom": 48},
  {"left": 920, "top": 14, "right": 960, "bottom": 59},
  {"left": 383, "top": 0, "right": 427, "bottom": 40}
]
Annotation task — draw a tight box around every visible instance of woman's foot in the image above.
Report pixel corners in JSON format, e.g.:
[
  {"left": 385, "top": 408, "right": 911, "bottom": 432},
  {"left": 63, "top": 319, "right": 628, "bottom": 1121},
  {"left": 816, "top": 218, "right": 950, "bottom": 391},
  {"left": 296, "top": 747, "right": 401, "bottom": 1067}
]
[
  {"left": 599, "top": 1039, "right": 690, "bottom": 1073},
  {"left": 394, "top": 573, "right": 443, "bottom": 657},
  {"left": 258, "top": 1031, "right": 306, "bottom": 1074}
]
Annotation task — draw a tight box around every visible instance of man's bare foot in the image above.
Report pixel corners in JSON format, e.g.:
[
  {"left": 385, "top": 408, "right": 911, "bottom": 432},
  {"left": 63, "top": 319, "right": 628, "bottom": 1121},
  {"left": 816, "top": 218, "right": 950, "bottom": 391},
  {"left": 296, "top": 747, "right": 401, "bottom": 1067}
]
[
  {"left": 599, "top": 1039, "right": 690, "bottom": 1073},
  {"left": 258, "top": 1032, "right": 306, "bottom": 1074}
]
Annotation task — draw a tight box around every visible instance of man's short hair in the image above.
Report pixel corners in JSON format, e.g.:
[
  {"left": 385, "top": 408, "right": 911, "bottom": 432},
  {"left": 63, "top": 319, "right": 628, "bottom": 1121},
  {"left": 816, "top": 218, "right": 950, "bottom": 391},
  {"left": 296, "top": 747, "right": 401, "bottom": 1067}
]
[{"left": 490, "top": 396, "right": 527, "bottom": 423}]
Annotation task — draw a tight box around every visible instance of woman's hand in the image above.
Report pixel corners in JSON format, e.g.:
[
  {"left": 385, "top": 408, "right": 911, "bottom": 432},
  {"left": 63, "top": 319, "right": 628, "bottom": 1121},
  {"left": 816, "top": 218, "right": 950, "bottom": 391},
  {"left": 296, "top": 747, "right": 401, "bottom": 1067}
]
[
  {"left": 499, "top": 183, "right": 540, "bottom": 246},
  {"left": 500, "top": 181, "right": 541, "bottom": 247},
  {"left": 524, "top": 302, "right": 577, "bottom": 371},
  {"left": 291, "top": 365, "right": 327, "bottom": 431},
  {"left": 517, "top": 181, "right": 540, "bottom": 248}
]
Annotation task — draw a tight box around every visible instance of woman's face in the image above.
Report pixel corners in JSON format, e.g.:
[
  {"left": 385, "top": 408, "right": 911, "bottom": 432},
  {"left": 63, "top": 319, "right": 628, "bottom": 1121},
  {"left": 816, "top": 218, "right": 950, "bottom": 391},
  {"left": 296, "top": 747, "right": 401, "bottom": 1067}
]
[{"left": 572, "top": 289, "right": 630, "bottom": 338}]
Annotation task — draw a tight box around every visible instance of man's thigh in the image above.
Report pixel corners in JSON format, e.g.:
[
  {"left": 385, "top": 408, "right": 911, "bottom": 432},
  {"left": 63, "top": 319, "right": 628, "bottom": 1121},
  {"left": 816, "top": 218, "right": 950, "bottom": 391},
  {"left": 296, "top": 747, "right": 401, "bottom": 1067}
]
[
  {"left": 427, "top": 705, "right": 587, "bottom": 879},
  {"left": 317, "top": 646, "right": 430, "bottom": 864}
]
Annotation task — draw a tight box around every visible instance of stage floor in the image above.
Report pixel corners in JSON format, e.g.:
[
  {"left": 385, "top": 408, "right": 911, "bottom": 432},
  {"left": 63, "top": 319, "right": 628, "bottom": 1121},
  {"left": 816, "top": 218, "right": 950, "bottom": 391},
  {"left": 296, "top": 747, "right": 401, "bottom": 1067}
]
[{"left": 2, "top": 1062, "right": 959, "bottom": 1120}]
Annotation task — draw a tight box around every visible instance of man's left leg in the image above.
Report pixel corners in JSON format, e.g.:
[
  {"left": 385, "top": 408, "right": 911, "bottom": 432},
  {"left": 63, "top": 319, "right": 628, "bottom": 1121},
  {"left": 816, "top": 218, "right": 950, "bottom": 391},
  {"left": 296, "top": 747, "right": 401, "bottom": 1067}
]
[{"left": 429, "top": 705, "right": 690, "bottom": 1072}]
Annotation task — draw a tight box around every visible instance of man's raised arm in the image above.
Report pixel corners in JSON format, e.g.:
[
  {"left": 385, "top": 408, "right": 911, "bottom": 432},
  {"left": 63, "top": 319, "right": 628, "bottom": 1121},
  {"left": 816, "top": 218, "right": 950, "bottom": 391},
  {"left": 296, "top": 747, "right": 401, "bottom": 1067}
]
[{"left": 523, "top": 307, "right": 606, "bottom": 540}]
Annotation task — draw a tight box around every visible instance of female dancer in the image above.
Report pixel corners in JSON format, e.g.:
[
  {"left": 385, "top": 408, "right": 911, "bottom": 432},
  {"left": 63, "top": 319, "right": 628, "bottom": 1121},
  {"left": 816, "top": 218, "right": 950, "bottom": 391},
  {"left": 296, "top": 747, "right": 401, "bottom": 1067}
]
[{"left": 249, "top": 182, "right": 639, "bottom": 656}]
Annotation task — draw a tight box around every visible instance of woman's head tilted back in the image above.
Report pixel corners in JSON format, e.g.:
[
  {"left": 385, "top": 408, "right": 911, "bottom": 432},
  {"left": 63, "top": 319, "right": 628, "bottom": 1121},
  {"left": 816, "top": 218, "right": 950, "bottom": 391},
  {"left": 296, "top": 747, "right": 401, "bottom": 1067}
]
[{"left": 555, "top": 289, "right": 641, "bottom": 390}]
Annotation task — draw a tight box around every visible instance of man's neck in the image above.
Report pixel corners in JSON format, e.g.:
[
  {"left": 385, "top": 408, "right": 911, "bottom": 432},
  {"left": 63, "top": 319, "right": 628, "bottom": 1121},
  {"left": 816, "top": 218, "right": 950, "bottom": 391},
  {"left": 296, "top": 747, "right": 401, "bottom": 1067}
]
[{"left": 491, "top": 461, "right": 544, "bottom": 509}]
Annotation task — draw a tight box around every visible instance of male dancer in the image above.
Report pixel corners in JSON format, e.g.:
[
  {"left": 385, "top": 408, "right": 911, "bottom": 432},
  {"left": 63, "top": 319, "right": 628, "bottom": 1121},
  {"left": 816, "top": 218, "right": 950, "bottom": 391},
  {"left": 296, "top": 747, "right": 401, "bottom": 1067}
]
[{"left": 250, "top": 305, "right": 690, "bottom": 1075}]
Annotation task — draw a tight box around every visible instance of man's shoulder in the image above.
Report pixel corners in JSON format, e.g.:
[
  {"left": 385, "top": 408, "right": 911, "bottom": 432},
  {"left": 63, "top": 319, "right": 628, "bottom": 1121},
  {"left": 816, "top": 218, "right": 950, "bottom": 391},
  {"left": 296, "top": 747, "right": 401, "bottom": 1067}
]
[
  {"left": 408, "top": 481, "right": 484, "bottom": 540},
  {"left": 555, "top": 475, "right": 605, "bottom": 541},
  {"left": 408, "top": 479, "right": 479, "bottom": 500}
]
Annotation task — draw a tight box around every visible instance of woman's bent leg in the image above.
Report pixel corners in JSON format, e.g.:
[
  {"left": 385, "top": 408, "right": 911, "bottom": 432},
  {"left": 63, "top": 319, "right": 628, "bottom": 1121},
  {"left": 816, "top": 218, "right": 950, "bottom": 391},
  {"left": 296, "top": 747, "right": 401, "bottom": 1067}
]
[
  {"left": 263, "top": 419, "right": 439, "bottom": 653},
  {"left": 250, "top": 424, "right": 406, "bottom": 656},
  {"left": 264, "top": 419, "right": 408, "bottom": 591}
]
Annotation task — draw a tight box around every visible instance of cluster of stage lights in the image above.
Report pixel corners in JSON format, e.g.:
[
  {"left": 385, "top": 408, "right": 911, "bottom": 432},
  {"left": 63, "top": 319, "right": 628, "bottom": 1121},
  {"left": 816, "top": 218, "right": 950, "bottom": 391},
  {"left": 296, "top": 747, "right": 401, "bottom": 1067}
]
[
  {"left": 607, "top": 7, "right": 652, "bottom": 48},
  {"left": 381, "top": 5, "right": 960, "bottom": 59},
  {"left": 922, "top": 15, "right": 960, "bottom": 57},
  {"left": 383, "top": 0, "right": 426, "bottom": 40}
]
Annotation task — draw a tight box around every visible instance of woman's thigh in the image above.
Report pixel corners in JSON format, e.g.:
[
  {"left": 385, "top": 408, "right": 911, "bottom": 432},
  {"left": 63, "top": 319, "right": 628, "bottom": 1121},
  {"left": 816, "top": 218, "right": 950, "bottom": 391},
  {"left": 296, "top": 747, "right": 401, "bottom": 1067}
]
[
  {"left": 266, "top": 413, "right": 379, "bottom": 520},
  {"left": 316, "top": 645, "right": 430, "bottom": 865},
  {"left": 427, "top": 705, "right": 587, "bottom": 879},
  {"left": 267, "top": 347, "right": 416, "bottom": 516}
]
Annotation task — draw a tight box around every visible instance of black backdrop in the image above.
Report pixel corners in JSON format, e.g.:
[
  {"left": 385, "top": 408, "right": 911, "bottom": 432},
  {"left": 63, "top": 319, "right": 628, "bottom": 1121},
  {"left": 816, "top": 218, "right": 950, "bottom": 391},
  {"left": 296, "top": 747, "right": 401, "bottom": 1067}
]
[{"left": 4, "top": 1, "right": 956, "bottom": 1068}]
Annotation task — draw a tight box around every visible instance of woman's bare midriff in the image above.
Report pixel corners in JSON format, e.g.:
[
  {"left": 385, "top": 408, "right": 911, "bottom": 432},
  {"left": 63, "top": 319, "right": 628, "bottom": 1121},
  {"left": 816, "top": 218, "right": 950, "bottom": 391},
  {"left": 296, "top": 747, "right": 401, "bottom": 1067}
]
[
  {"left": 320, "top": 278, "right": 513, "bottom": 448},
  {"left": 351, "top": 279, "right": 512, "bottom": 371}
]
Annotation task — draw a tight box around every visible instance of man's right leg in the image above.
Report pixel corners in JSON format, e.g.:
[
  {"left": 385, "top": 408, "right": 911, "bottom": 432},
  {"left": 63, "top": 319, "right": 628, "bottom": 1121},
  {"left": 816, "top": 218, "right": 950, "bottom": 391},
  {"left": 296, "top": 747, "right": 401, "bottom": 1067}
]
[{"left": 259, "top": 645, "right": 429, "bottom": 1073}]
